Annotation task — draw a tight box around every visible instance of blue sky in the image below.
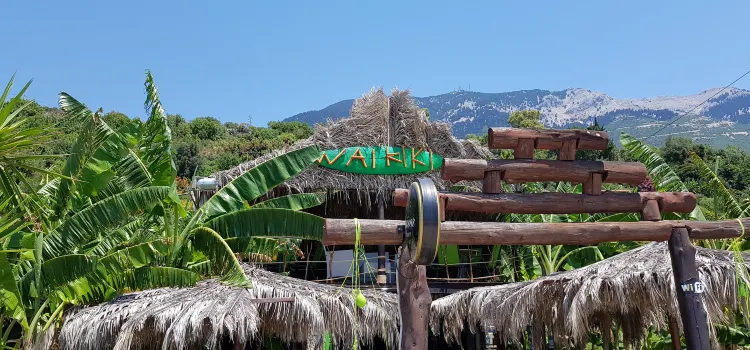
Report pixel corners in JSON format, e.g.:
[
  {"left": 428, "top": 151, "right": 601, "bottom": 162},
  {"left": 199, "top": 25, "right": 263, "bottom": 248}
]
[{"left": 2, "top": 0, "right": 747, "bottom": 126}]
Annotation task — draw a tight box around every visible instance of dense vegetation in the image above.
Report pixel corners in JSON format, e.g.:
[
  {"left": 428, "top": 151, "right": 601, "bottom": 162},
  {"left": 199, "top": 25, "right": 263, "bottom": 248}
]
[{"left": 14, "top": 100, "right": 314, "bottom": 183}]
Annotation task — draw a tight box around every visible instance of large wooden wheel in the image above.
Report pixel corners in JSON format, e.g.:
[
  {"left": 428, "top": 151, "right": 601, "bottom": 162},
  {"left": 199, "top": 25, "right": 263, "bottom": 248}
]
[{"left": 404, "top": 178, "right": 441, "bottom": 265}]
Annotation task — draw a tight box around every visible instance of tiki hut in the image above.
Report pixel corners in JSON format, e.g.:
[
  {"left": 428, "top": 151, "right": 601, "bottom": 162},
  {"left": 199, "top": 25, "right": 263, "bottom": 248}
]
[
  {"left": 430, "top": 242, "right": 750, "bottom": 349},
  {"left": 212, "top": 87, "right": 492, "bottom": 215},
  {"left": 43, "top": 265, "right": 399, "bottom": 350}
]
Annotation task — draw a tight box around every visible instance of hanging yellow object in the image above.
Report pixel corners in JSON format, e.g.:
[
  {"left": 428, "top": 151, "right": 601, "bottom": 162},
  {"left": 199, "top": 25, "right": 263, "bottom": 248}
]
[{"left": 353, "top": 289, "right": 367, "bottom": 308}]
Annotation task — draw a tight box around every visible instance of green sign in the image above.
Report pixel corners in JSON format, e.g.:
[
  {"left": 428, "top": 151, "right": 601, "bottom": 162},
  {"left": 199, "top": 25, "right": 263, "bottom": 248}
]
[{"left": 316, "top": 146, "right": 443, "bottom": 175}]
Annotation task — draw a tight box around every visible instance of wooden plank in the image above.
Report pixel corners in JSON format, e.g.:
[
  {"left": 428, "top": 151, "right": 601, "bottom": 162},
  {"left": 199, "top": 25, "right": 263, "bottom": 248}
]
[
  {"left": 398, "top": 244, "right": 430, "bottom": 350},
  {"left": 393, "top": 189, "right": 696, "bottom": 214},
  {"left": 323, "top": 218, "right": 750, "bottom": 246},
  {"left": 488, "top": 128, "right": 609, "bottom": 150},
  {"left": 668, "top": 228, "right": 711, "bottom": 350},
  {"left": 482, "top": 170, "right": 504, "bottom": 194},
  {"left": 441, "top": 159, "right": 647, "bottom": 185}
]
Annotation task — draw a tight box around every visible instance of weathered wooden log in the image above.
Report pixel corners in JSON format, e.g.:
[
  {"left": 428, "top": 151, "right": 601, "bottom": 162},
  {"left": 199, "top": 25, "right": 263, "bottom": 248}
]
[
  {"left": 668, "top": 228, "right": 711, "bottom": 350},
  {"left": 392, "top": 189, "right": 696, "bottom": 214},
  {"left": 322, "top": 218, "right": 750, "bottom": 246},
  {"left": 397, "top": 244, "right": 430, "bottom": 350},
  {"left": 488, "top": 128, "right": 609, "bottom": 150},
  {"left": 441, "top": 158, "right": 647, "bottom": 185}
]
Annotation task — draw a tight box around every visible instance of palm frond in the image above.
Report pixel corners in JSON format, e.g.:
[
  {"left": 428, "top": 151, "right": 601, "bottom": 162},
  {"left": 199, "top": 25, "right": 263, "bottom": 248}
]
[
  {"left": 196, "top": 146, "right": 321, "bottom": 222},
  {"left": 620, "top": 133, "right": 705, "bottom": 220},
  {"left": 205, "top": 208, "right": 325, "bottom": 240},
  {"left": 0, "top": 252, "right": 28, "bottom": 329},
  {"left": 251, "top": 193, "right": 326, "bottom": 211},
  {"left": 142, "top": 70, "right": 176, "bottom": 187},
  {"left": 689, "top": 152, "right": 747, "bottom": 218},
  {"left": 43, "top": 186, "right": 172, "bottom": 259},
  {"left": 189, "top": 227, "right": 249, "bottom": 286}
]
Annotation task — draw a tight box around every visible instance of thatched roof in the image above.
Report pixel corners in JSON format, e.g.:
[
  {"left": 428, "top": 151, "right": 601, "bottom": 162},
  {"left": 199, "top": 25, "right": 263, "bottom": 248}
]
[
  {"left": 212, "top": 88, "right": 492, "bottom": 199},
  {"left": 45, "top": 265, "right": 399, "bottom": 350},
  {"left": 430, "top": 242, "right": 750, "bottom": 348}
]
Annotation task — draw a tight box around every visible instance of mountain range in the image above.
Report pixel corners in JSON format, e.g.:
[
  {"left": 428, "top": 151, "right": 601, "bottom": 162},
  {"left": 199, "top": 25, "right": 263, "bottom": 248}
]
[{"left": 284, "top": 87, "right": 750, "bottom": 151}]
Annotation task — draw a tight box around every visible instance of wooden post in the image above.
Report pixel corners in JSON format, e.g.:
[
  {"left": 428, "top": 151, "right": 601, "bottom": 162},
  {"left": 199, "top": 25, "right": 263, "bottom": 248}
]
[
  {"left": 483, "top": 170, "right": 504, "bottom": 194},
  {"left": 558, "top": 140, "right": 577, "bottom": 161},
  {"left": 668, "top": 315, "right": 682, "bottom": 350},
  {"left": 668, "top": 228, "right": 711, "bottom": 350},
  {"left": 582, "top": 173, "right": 603, "bottom": 195},
  {"left": 377, "top": 195, "right": 387, "bottom": 285},
  {"left": 397, "top": 244, "right": 431, "bottom": 350},
  {"left": 514, "top": 139, "right": 535, "bottom": 159}
]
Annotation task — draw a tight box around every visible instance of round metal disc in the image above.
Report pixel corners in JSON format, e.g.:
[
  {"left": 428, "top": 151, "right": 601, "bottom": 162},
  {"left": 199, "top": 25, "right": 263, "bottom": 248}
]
[{"left": 404, "top": 178, "right": 441, "bottom": 265}]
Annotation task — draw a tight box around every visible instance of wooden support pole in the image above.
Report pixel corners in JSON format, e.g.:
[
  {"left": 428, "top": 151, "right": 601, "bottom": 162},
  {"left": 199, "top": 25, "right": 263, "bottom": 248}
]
[
  {"left": 668, "top": 228, "right": 711, "bottom": 350},
  {"left": 441, "top": 159, "right": 647, "bottom": 185},
  {"left": 488, "top": 128, "right": 609, "bottom": 150},
  {"left": 323, "top": 218, "right": 750, "bottom": 246},
  {"left": 668, "top": 315, "right": 682, "bottom": 350},
  {"left": 483, "top": 170, "right": 504, "bottom": 194},
  {"left": 582, "top": 173, "right": 603, "bottom": 195},
  {"left": 393, "top": 189, "right": 696, "bottom": 215},
  {"left": 377, "top": 195, "right": 387, "bottom": 285},
  {"left": 398, "top": 244, "right": 430, "bottom": 350},
  {"left": 641, "top": 199, "right": 662, "bottom": 221}
]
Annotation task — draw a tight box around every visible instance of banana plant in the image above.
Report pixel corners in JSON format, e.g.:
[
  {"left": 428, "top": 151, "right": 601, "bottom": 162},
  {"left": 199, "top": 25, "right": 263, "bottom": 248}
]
[{"left": 620, "top": 133, "right": 705, "bottom": 220}]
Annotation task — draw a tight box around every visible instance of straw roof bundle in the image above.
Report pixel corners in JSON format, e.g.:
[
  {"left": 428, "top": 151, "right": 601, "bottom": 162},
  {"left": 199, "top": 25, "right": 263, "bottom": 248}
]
[
  {"left": 46, "top": 265, "right": 399, "bottom": 350},
  {"left": 212, "top": 88, "right": 491, "bottom": 201},
  {"left": 430, "top": 242, "right": 750, "bottom": 349}
]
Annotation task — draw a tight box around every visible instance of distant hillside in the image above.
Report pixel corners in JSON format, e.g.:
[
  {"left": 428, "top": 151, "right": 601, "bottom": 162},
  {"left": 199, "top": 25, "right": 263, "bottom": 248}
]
[{"left": 284, "top": 87, "right": 750, "bottom": 151}]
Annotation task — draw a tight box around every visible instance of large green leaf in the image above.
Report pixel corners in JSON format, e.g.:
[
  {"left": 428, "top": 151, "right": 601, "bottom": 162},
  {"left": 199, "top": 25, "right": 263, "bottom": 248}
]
[
  {"left": 97, "top": 240, "right": 169, "bottom": 276},
  {"left": 43, "top": 186, "right": 172, "bottom": 259},
  {"left": 205, "top": 208, "right": 325, "bottom": 240},
  {"left": 251, "top": 193, "right": 326, "bottom": 211},
  {"left": 54, "top": 98, "right": 115, "bottom": 215},
  {"left": 620, "top": 133, "right": 705, "bottom": 220},
  {"left": 118, "top": 267, "right": 199, "bottom": 291},
  {"left": 197, "top": 146, "right": 321, "bottom": 221},
  {"left": 189, "top": 227, "right": 249, "bottom": 286},
  {"left": 689, "top": 152, "right": 748, "bottom": 218},
  {"left": 141, "top": 70, "right": 176, "bottom": 187},
  {"left": 0, "top": 252, "right": 28, "bottom": 329}
]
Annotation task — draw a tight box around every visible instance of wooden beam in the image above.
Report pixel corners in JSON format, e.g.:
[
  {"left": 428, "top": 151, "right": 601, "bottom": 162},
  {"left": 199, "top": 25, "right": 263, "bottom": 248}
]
[
  {"left": 322, "top": 218, "right": 750, "bottom": 246},
  {"left": 441, "top": 159, "right": 647, "bottom": 185},
  {"left": 668, "top": 228, "right": 711, "bottom": 350},
  {"left": 582, "top": 173, "right": 603, "bottom": 195},
  {"left": 393, "top": 189, "right": 696, "bottom": 214},
  {"left": 514, "top": 138, "right": 535, "bottom": 159},
  {"left": 488, "top": 128, "right": 609, "bottom": 150},
  {"left": 397, "top": 244, "right": 430, "bottom": 350}
]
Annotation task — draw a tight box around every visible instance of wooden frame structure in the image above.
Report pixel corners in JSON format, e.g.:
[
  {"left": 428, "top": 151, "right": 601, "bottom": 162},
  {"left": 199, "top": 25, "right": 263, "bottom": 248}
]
[{"left": 317, "top": 127, "right": 725, "bottom": 349}]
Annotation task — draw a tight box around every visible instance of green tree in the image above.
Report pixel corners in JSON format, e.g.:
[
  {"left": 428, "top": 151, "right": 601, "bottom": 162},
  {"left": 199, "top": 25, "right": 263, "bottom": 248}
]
[
  {"left": 175, "top": 142, "right": 201, "bottom": 178},
  {"left": 102, "top": 111, "right": 131, "bottom": 130},
  {"left": 190, "top": 116, "right": 226, "bottom": 140},
  {"left": 508, "top": 109, "right": 543, "bottom": 129}
]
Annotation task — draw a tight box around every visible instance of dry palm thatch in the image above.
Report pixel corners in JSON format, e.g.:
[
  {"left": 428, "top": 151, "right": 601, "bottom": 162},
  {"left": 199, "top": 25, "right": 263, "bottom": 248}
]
[
  {"left": 46, "top": 265, "right": 399, "bottom": 350},
  {"left": 212, "top": 88, "right": 492, "bottom": 204},
  {"left": 430, "top": 242, "right": 750, "bottom": 349}
]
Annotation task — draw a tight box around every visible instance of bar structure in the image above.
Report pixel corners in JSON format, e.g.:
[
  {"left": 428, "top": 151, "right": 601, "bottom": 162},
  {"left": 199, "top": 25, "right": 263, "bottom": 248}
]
[{"left": 392, "top": 189, "right": 697, "bottom": 215}]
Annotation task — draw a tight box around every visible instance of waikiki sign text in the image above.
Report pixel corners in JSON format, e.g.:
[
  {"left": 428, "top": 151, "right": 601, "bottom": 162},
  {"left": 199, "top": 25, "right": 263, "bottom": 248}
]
[{"left": 316, "top": 146, "right": 444, "bottom": 175}]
